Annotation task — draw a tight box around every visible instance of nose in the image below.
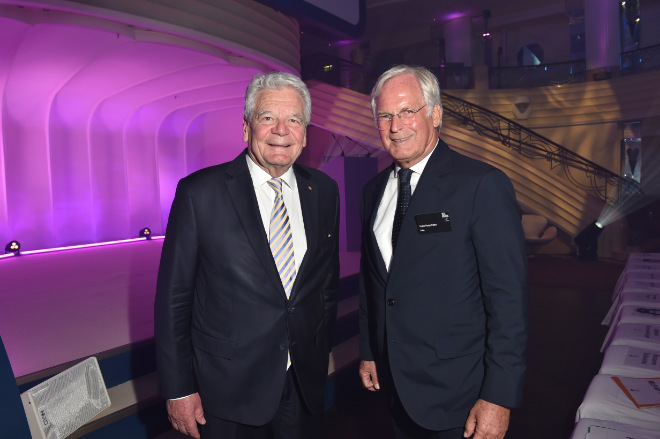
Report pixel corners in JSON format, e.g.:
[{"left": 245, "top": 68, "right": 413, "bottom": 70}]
[
  {"left": 272, "top": 119, "right": 289, "bottom": 135},
  {"left": 389, "top": 114, "right": 404, "bottom": 132}
]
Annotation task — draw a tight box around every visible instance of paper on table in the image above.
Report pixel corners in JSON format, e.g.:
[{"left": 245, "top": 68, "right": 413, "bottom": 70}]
[
  {"left": 612, "top": 376, "right": 660, "bottom": 408},
  {"left": 622, "top": 346, "right": 660, "bottom": 372},
  {"left": 586, "top": 424, "right": 660, "bottom": 439}
]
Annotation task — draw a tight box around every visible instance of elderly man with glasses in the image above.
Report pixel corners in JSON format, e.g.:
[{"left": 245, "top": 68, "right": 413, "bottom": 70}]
[{"left": 358, "top": 65, "right": 528, "bottom": 439}]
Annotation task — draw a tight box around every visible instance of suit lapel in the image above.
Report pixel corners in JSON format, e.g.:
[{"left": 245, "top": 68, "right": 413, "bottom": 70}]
[
  {"left": 225, "top": 151, "right": 288, "bottom": 300},
  {"left": 389, "top": 141, "right": 453, "bottom": 268},
  {"left": 289, "top": 165, "right": 317, "bottom": 301},
  {"left": 367, "top": 165, "right": 393, "bottom": 282},
  {"left": 405, "top": 141, "right": 454, "bottom": 213}
]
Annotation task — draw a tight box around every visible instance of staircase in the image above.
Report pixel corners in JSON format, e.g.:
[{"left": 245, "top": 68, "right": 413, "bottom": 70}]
[{"left": 306, "top": 79, "right": 645, "bottom": 238}]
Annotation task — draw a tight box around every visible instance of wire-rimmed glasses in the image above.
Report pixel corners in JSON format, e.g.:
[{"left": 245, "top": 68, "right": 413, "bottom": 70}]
[{"left": 376, "top": 105, "right": 426, "bottom": 131}]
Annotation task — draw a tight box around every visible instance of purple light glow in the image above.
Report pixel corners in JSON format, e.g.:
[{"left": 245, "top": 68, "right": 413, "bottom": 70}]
[
  {"left": 0, "top": 7, "right": 283, "bottom": 252},
  {"left": 440, "top": 12, "right": 466, "bottom": 22},
  {"left": 332, "top": 39, "right": 356, "bottom": 47}
]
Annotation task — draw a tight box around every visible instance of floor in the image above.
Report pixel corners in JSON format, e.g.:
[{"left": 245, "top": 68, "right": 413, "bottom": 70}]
[
  {"left": 4, "top": 242, "right": 628, "bottom": 438},
  {"left": 156, "top": 255, "right": 625, "bottom": 439},
  {"left": 321, "top": 255, "right": 624, "bottom": 439}
]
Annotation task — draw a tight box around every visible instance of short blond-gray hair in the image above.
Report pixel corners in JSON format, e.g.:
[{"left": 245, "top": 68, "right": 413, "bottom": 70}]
[{"left": 244, "top": 72, "right": 311, "bottom": 125}]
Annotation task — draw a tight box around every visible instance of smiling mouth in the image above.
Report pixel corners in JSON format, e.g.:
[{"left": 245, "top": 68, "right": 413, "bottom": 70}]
[{"left": 391, "top": 135, "right": 412, "bottom": 143}]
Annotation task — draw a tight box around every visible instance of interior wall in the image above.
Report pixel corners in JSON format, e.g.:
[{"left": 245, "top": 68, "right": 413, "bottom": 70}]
[
  {"left": 0, "top": 3, "right": 299, "bottom": 252},
  {"left": 496, "top": 14, "right": 571, "bottom": 65},
  {"left": 534, "top": 123, "right": 620, "bottom": 174}
]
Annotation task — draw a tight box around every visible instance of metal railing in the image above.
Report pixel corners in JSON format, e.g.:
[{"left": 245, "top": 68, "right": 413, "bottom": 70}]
[
  {"left": 441, "top": 93, "right": 640, "bottom": 203},
  {"left": 301, "top": 54, "right": 646, "bottom": 202},
  {"left": 621, "top": 43, "right": 660, "bottom": 75},
  {"left": 302, "top": 44, "right": 660, "bottom": 93},
  {"left": 429, "top": 65, "right": 473, "bottom": 90},
  {"left": 301, "top": 54, "right": 378, "bottom": 95},
  {"left": 489, "top": 60, "right": 586, "bottom": 89}
]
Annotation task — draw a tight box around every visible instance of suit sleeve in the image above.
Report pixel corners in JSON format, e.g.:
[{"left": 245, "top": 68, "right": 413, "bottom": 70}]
[
  {"left": 358, "top": 186, "right": 375, "bottom": 362},
  {"left": 471, "top": 169, "right": 528, "bottom": 408},
  {"left": 154, "top": 178, "right": 199, "bottom": 399},
  {"left": 324, "top": 183, "right": 341, "bottom": 352}
]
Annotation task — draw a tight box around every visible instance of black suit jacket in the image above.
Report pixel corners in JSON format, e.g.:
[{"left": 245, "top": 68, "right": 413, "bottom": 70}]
[
  {"left": 155, "top": 150, "right": 339, "bottom": 425},
  {"left": 359, "top": 141, "right": 528, "bottom": 430}
]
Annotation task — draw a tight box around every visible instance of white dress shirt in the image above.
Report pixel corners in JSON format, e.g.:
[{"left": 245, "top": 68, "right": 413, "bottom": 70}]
[
  {"left": 373, "top": 146, "right": 436, "bottom": 271},
  {"left": 246, "top": 155, "right": 307, "bottom": 275}
]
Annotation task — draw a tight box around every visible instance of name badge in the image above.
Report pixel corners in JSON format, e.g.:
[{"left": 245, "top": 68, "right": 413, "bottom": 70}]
[{"left": 415, "top": 211, "right": 452, "bottom": 234}]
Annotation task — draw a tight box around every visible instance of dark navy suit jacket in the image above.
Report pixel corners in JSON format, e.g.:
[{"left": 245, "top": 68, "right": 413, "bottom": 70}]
[
  {"left": 359, "top": 140, "right": 528, "bottom": 430},
  {"left": 155, "top": 150, "right": 339, "bottom": 425}
]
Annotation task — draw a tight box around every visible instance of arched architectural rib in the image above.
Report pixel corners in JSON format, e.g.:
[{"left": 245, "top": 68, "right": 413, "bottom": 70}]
[{"left": 0, "top": 2, "right": 299, "bottom": 250}]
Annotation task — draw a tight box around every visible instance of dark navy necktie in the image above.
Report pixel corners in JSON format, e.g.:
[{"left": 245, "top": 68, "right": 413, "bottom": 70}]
[{"left": 392, "top": 168, "right": 412, "bottom": 249}]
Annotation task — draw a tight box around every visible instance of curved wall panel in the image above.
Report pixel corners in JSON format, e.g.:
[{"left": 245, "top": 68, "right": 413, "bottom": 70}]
[{"left": 0, "top": 2, "right": 299, "bottom": 251}]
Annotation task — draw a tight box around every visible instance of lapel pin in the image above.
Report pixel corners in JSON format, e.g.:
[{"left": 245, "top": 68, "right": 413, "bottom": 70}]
[{"left": 308, "top": 186, "right": 312, "bottom": 191}]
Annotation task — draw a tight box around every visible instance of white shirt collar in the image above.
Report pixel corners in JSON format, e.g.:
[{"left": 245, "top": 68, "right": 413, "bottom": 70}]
[
  {"left": 246, "top": 154, "right": 295, "bottom": 189},
  {"left": 393, "top": 142, "right": 437, "bottom": 178}
]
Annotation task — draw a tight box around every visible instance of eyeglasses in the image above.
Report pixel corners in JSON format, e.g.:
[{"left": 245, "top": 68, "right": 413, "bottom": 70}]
[{"left": 376, "top": 105, "right": 426, "bottom": 130}]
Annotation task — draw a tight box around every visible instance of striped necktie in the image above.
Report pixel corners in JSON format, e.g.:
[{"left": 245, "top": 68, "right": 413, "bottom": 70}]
[{"left": 268, "top": 178, "right": 296, "bottom": 298}]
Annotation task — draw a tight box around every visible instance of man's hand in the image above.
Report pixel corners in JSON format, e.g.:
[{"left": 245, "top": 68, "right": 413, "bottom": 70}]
[
  {"left": 359, "top": 360, "right": 381, "bottom": 391},
  {"left": 166, "top": 393, "right": 206, "bottom": 439},
  {"left": 463, "top": 399, "right": 509, "bottom": 439}
]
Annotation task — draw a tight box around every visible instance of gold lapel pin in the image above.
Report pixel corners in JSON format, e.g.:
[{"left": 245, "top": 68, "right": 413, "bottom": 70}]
[{"left": 308, "top": 186, "right": 312, "bottom": 191}]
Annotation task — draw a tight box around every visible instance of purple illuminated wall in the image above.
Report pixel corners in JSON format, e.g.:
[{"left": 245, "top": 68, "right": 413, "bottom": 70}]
[{"left": 0, "top": 4, "right": 300, "bottom": 251}]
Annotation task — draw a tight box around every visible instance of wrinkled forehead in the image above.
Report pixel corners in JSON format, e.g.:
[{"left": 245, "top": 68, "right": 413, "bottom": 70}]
[
  {"left": 376, "top": 75, "right": 424, "bottom": 112},
  {"left": 254, "top": 87, "right": 304, "bottom": 115}
]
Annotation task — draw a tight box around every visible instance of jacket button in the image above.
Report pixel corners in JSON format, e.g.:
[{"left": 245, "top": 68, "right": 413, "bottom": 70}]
[
  {"left": 287, "top": 305, "right": 295, "bottom": 313},
  {"left": 387, "top": 298, "right": 395, "bottom": 306},
  {"left": 279, "top": 344, "right": 287, "bottom": 351}
]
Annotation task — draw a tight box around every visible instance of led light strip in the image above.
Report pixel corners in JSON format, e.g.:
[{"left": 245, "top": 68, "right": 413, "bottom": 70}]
[{"left": 0, "top": 236, "right": 165, "bottom": 259}]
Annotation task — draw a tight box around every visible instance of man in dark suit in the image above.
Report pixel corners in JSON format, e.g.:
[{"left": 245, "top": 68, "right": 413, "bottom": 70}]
[
  {"left": 155, "top": 72, "right": 339, "bottom": 439},
  {"left": 358, "top": 65, "right": 528, "bottom": 439}
]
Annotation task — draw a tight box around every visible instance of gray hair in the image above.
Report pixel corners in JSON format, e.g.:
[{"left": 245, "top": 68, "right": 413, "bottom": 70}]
[
  {"left": 370, "top": 65, "right": 443, "bottom": 133},
  {"left": 244, "top": 72, "right": 312, "bottom": 125}
]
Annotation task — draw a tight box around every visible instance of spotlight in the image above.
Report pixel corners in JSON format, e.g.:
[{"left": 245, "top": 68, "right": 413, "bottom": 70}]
[
  {"left": 574, "top": 221, "right": 603, "bottom": 261},
  {"left": 5, "top": 240, "right": 21, "bottom": 255},
  {"left": 139, "top": 228, "right": 152, "bottom": 240}
]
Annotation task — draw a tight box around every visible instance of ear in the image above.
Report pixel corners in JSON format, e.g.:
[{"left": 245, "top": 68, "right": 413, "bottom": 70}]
[
  {"left": 432, "top": 103, "right": 442, "bottom": 128},
  {"left": 242, "top": 118, "right": 249, "bottom": 142}
]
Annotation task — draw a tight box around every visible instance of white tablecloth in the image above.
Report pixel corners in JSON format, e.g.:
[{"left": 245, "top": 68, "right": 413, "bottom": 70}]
[
  {"left": 600, "top": 345, "right": 660, "bottom": 377},
  {"left": 613, "top": 272, "right": 660, "bottom": 301},
  {"left": 603, "top": 291, "right": 660, "bottom": 326},
  {"left": 627, "top": 253, "right": 660, "bottom": 264},
  {"left": 606, "top": 323, "right": 660, "bottom": 351},
  {"left": 602, "top": 306, "right": 660, "bottom": 351},
  {"left": 576, "top": 374, "right": 660, "bottom": 428},
  {"left": 571, "top": 417, "right": 660, "bottom": 439}
]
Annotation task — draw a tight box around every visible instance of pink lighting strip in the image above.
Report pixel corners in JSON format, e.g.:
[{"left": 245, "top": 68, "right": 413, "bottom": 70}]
[{"left": 0, "top": 236, "right": 165, "bottom": 260}]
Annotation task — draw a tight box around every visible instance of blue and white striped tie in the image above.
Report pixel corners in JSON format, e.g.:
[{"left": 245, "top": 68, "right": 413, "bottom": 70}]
[
  {"left": 268, "top": 178, "right": 297, "bottom": 298},
  {"left": 268, "top": 177, "right": 296, "bottom": 369}
]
